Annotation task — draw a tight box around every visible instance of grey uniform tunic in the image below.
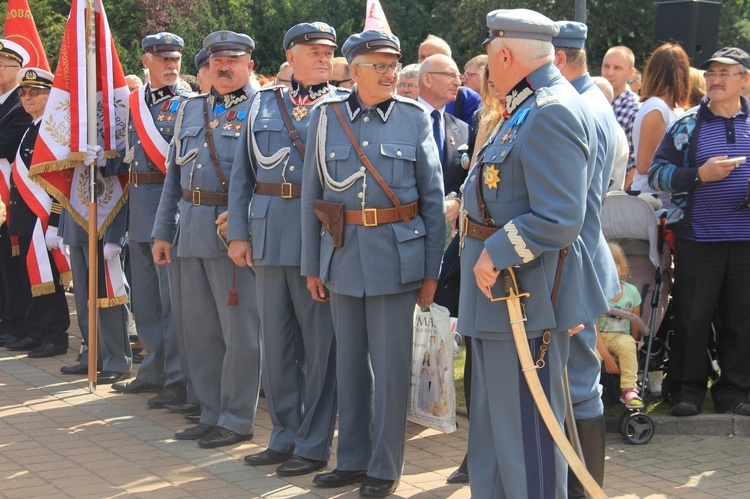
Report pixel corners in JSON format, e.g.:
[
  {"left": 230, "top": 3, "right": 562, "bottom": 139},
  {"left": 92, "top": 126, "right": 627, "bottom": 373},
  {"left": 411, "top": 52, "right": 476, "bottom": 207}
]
[{"left": 152, "top": 85, "right": 261, "bottom": 434}]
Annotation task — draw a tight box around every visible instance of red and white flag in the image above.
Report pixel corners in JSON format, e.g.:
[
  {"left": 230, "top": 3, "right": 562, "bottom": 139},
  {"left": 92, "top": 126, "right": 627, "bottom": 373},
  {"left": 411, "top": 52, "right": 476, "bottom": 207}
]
[
  {"left": 364, "top": 0, "right": 392, "bottom": 33},
  {"left": 28, "top": 0, "right": 129, "bottom": 307},
  {"left": 11, "top": 129, "right": 71, "bottom": 296},
  {"left": 3, "top": 0, "right": 50, "bottom": 71}
]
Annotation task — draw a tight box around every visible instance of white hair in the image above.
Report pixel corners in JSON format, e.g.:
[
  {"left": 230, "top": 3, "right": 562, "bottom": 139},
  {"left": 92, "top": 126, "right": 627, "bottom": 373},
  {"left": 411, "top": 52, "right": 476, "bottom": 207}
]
[{"left": 488, "top": 37, "right": 554, "bottom": 65}]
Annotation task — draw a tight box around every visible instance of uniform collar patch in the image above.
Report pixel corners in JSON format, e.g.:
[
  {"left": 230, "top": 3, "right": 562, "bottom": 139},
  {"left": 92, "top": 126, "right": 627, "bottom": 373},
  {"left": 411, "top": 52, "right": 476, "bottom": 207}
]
[
  {"left": 345, "top": 91, "right": 395, "bottom": 122},
  {"left": 289, "top": 77, "right": 331, "bottom": 102},
  {"left": 147, "top": 84, "right": 176, "bottom": 107},
  {"left": 504, "top": 78, "right": 535, "bottom": 117},
  {"left": 208, "top": 87, "right": 248, "bottom": 109}
]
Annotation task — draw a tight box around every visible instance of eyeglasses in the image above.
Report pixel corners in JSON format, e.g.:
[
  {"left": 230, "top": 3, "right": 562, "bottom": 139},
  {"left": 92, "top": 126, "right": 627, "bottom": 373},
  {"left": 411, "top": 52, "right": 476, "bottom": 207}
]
[
  {"left": 704, "top": 70, "right": 744, "bottom": 81},
  {"left": 330, "top": 78, "right": 352, "bottom": 86},
  {"left": 0, "top": 62, "right": 20, "bottom": 71},
  {"left": 461, "top": 71, "right": 480, "bottom": 81},
  {"left": 17, "top": 87, "right": 48, "bottom": 98},
  {"left": 356, "top": 62, "right": 402, "bottom": 74},
  {"left": 627, "top": 78, "right": 641, "bottom": 85},
  {"left": 397, "top": 82, "right": 418, "bottom": 90},
  {"left": 428, "top": 71, "right": 461, "bottom": 81}
]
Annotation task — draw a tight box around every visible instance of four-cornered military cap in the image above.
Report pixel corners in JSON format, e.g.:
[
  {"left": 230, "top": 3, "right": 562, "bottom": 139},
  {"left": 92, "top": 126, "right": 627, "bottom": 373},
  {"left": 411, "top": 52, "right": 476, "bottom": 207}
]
[
  {"left": 142, "top": 32, "right": 184, "bottom": 58},
  {"left": 194, "top": 48, "right": 209, "bottom": 72},
  {"left": 283, "top": 22, "right": 337, "bottom": 51},
  {"left": 17, "top": 67, "right": 53, "bottom": 88},
  {"left": 552, "top": 21, "right": 587, "bottom": 49},
  {"left": 483, "top": 9, "right": 560, "bottom": 48},
  {"left": 0, "top": 39, "right": 30, "bottom": 67},
  {"left": 342, "top": 30, "right": 401, "bottom": 65},
  {"left": 203, "top": 31, "right": 255, "bottom": 58},
  {"left": 700, "top": 47, "right": 750, "bottom": 71}
]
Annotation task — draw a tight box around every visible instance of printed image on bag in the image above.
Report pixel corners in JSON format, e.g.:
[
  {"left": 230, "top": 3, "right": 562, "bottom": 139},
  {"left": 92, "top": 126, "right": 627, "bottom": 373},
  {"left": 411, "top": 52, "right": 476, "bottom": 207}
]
[{"left": 407, "top": 303, "right": 456, "bottom": 434}]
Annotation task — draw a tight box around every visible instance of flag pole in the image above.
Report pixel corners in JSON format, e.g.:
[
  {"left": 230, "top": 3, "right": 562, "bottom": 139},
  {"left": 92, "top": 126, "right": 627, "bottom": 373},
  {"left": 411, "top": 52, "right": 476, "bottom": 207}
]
[{"left": 86, "top": 0, "right": 98, "bottom": 393}]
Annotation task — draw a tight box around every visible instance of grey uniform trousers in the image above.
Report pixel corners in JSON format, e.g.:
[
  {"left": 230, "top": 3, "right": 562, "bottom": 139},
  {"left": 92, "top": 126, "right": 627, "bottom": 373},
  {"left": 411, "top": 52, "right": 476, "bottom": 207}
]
[
  {"left": 69, "top": 244, "right": 132, "bottom": 373},
  {"left": 468, "top": 332, "right": 569, "bottom": 499},
  {"left": 129, "top": 240, "right": 183, "bottom": 387},
  {"left": 329, "top": 290, "right": 417, "bottom": 481},
  {"left": 167, "top": 257, "right": 199, "bottom": 405},
  {"left": 178, "top": 256, "right": 261, "bottom": 434},
  {"left": 256, "top": 265, "right": 337, "bottom": 460}
]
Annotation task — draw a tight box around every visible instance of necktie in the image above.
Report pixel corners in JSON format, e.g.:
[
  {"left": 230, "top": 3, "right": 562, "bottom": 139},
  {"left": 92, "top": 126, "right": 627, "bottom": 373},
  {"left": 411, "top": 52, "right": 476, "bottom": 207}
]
[{"left": 431, "top": 110, "right": 444, "bottom": 165}]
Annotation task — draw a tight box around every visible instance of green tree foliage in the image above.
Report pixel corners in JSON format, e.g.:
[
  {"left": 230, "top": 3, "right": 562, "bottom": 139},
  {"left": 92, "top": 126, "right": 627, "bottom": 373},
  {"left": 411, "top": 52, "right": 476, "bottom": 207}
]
[{"left": 4, "top": 0, "right": 750, "bottom": 78}]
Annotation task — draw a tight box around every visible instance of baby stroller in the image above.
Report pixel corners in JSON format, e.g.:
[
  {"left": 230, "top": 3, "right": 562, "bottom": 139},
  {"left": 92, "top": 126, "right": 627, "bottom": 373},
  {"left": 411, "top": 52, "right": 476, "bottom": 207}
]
[{"left": 599, "top": 192, "right": 672, "bottom": 444}]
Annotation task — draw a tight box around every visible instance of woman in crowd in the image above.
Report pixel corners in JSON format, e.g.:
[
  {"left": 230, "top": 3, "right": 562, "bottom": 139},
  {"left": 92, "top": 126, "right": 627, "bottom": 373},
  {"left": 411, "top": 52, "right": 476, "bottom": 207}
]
[{"left": 630, "top": 42, "right": 691, "bottom": 208}]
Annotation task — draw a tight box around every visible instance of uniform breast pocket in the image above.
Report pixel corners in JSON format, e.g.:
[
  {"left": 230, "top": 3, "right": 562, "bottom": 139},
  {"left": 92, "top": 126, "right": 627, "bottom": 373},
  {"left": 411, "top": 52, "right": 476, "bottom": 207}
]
[
  {"left": 380, "top": 143, "right": 416, "bottom": 188},
  {"left": 219, "top": 130, "right": 241, "bottom": 163},
  {"left": 253, "top": 118, "right": 284, "bottom": 155},
  {"left": 324, "top": 145, "right": 352, "bottom": 180},
  {"left": 177, "top": 126, "right": 202, "bottom": 164},
  {"left": 480, "top": 142, "right": 515, "bottom": 203}
]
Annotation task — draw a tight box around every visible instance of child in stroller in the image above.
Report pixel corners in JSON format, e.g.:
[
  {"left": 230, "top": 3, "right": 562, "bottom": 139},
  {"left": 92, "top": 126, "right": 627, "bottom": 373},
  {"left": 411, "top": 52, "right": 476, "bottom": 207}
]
[{"left": 596, "top": 242, "right": 646, "bottom": 409}]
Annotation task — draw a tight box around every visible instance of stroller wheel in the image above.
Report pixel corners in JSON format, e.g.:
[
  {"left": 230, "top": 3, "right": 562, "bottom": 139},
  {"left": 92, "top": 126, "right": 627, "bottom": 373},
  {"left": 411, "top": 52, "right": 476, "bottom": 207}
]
[{"left": 620, "top": 411, "right": 655, "bottom": 445}]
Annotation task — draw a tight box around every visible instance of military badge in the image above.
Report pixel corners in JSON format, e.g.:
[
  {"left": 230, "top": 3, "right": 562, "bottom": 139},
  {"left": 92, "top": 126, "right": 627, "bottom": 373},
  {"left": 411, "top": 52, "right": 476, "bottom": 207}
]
[
  {"left": 450, "top": 136, "right": 456, "bottom": 146},
  {"left": 292, "top": 105, "right": 308, "bottom": 121},
  {"left": 484, "top": 165, "right": 500, "bottom": 189},
  {"left": 461, "top": 153, "right": 470, "bottom": 170},
  {"left": 209, "top": 118, "right": 219, "bottom": 130}
]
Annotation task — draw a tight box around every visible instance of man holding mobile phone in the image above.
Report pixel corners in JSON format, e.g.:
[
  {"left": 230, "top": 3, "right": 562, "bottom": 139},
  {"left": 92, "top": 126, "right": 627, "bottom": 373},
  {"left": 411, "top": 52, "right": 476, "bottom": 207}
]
[{"left": 650, "top": 47, "right": 750, "bottom": 418}]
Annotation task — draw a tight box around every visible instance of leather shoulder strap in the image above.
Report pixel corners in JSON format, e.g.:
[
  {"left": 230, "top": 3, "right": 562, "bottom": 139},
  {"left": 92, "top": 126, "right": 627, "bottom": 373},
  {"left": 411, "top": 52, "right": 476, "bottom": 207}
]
[
  {"left": 330, "top": 103, "right": 410, "bottom": 224},
  {"left": 274, "top": 88, "right": 306, "bottom": 158},
  {"left": 202, "top": 98, "right": 228, "bottom": 192}
]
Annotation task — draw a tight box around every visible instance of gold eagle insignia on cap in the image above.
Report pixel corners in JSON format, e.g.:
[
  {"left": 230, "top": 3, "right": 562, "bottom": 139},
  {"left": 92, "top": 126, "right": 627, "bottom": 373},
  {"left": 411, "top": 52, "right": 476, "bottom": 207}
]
[
  {"left": 313, "top": 22, "right": 328, "bottom": 32},
  {"left": 220, "top": 32, "right": 228, "bottom": 41},
  {"left": 165, "top": 34, "right": 173, "bottom": 44}
]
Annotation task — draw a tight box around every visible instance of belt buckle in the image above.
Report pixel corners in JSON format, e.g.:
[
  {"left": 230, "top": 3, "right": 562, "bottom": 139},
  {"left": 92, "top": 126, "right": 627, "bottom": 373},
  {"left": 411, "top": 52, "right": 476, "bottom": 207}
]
[
  {"left": 281, "top": 182, "right": 293, "bottom": 199},
  {"left": 192, "top": 188, "right": 201, "bottom": 206},
  {"left": 363, "top": 208, "right": 378, "bottom": 227},
  {"left": 129, "top": 171, "right": 138, "bottom": 188}
]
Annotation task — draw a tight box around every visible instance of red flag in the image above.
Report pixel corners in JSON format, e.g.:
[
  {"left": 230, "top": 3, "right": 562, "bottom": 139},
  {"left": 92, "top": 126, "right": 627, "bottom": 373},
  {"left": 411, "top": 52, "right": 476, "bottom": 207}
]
[
  {"left": 28, "top": 0, "right": 128, "bottom": 307},
  {"left": 364, "top": 0, "right": 392, "bottom": 33},
  {"left": 3, "top": 0, "right": 50, "bottom": 71}
]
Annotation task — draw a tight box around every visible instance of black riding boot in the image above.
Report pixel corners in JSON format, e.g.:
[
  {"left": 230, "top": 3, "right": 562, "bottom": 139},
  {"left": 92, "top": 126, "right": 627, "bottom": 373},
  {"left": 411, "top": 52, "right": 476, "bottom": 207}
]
[{"left": 567, "top": 414, "right": 606, "bottom": 498}]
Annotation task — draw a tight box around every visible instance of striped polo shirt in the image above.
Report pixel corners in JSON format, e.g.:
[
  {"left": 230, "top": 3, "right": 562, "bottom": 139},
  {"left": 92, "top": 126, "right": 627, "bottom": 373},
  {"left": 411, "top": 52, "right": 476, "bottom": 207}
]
[{"left": 689, "top": 102, "right": 750, "bottom": 241}]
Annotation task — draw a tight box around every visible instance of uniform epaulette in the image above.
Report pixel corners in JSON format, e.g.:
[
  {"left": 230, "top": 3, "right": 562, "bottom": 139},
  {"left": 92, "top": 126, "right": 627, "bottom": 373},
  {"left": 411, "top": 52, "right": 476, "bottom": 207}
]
[
  {"left": 393, "top": 94, "right": 427, "bottom": 111},
  {"left": 535, "top": 87, "right": 558, "bottom": 107}
]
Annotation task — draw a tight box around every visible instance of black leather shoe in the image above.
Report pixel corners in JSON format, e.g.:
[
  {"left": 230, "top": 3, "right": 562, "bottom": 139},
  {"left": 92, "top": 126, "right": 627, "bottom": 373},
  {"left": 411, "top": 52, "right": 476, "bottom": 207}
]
[
  {"left": 97, "top": 371, "right": 131, "bottom": 384},
  {"left": 132, "top": 353, "right": 145, "bottom": 364},
  {"left": 60, "top": 363, "right": 90, "bottom": 375},
  {"left": 313, "top": 469, "right": 368, "bottom": 488},
  {"left": 276, "top": 455, "right": 327, "bottom": 477},
  {"left": 5, "top": 338, "right": 41, "bottom": 351},
  {"left": 360, "top": 477, "right": 399, "bottom": 497},
  {"left": 175, "top": 423, "right": 214, "bottom": 440},
  {"left": 446, "top": 468, "right": 469, "bottom": 484},
  {"left": 147, "top": 382, "right": 187, "bottom": 408},
  {"left": 112, "top": 378, "right": 162, "bottom": 394},
  {"left": 28, "top": 343, "right": 69, "bottom": 358},
  {"left": 244, "top": 448, "right": 291, "bottom": 466},
  {"left": 164, "top": 402, "right": 201, "bottom": 415},
  {"left": 671, "top": 401, "right": 699, "bottom": 417},
  {"left": 0, "top": 333, "right": 21, "bottom": 346},
  {"left": 198, "top": 426, "right": 252, "bottom": 448}
]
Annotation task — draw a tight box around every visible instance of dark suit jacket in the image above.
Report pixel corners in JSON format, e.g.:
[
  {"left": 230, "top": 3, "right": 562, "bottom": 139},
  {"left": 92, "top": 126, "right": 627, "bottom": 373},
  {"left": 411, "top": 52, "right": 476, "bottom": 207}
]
[
  {"left": 0, "top": 90, "right": 33, "bottom": 161},
  {"left": 441, "top": 112, "right": 474, "bottom": 197}
]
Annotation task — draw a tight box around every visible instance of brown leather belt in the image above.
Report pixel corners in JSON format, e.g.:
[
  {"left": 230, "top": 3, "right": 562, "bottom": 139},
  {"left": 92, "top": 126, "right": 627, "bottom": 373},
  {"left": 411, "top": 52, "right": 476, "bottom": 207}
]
[
  {"left": 464, "top": 218, "right": 501, "bottom": 240},
  {"left": 344, "top": 201, "right": 419, "bottom": 226},
  {"left": 254, "top": 182, "right": 302, "bottom": 199},
  {"left": 130, "top": 171, "right": 165, "bottom": 186},
  {"left": 181, "top": 188, "right": 229, "bottom": 206}
]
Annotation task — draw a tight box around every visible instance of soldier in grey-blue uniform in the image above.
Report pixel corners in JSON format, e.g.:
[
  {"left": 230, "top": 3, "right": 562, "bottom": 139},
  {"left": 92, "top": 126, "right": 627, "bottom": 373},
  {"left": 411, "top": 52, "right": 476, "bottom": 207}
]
[
  {"left": 58, "top": 205, "right": 132, "bottom": 383},
  {"left": 228, "top": 22, "right": 345, "bottom": 477},
  {"left": 152, "top": 30, "right": 261, "bottom": 449},
  {"left": 458, "top": 10, "right": 610, "bottom": 498},
  {"left": 301, "top": 30, "right": 445, "bottom": 497},
  {"left": 552, "top": 21, "right": 620, "bottom": 497},
  {"left": 108, "top": 33, "right": 192, "bottom": 409}
]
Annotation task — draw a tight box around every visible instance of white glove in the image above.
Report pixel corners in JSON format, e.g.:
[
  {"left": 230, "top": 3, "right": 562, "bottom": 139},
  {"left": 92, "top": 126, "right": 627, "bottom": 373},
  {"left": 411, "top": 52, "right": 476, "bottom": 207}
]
[
  {"left": 45, "top": 226, "right": 63, "bottom": 251},
  {"left": 83, "top": 145, "right": 105, "bottom": 167},
  {"left": 103, "top": 242, "right": 122, "bottom": 261}
]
